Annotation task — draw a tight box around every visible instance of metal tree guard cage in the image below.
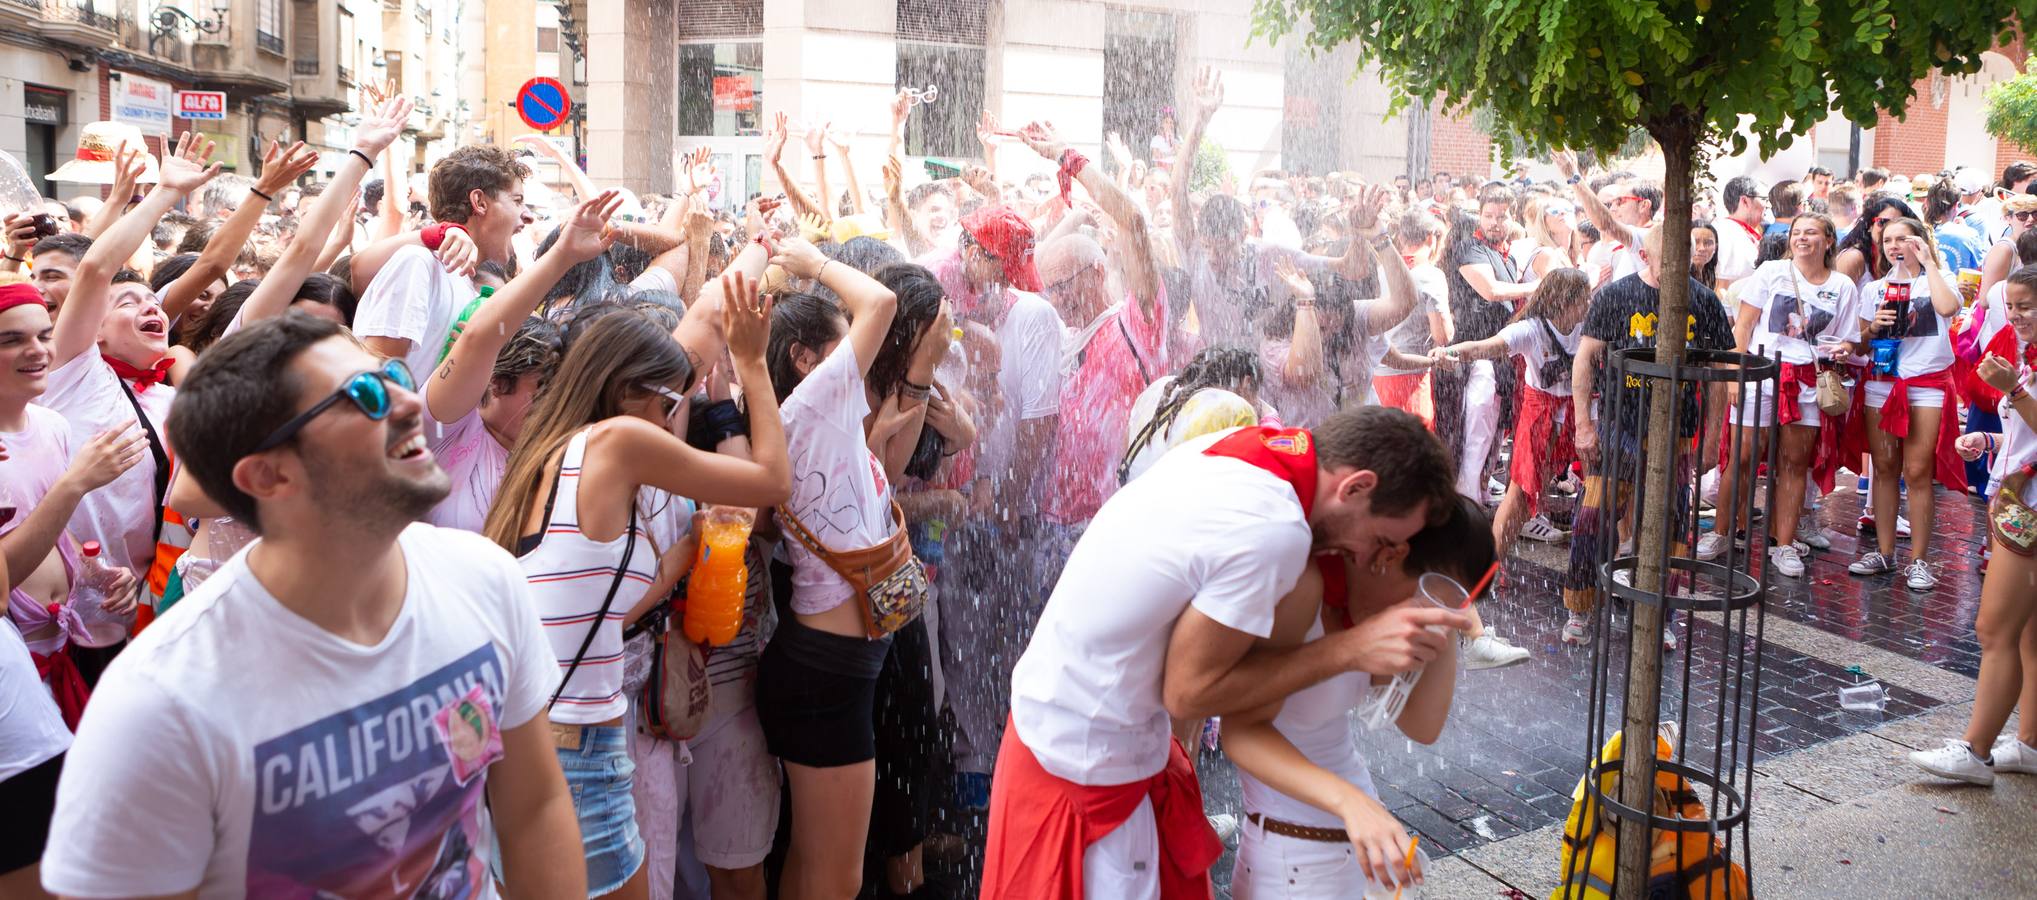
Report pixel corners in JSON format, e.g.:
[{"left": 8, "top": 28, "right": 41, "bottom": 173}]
[{"left": 1560, "top": 347, "right": 1779, "bottom": 899}]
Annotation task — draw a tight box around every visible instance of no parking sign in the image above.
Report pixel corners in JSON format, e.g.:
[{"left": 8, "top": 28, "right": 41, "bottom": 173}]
[{"left": 516, "top": 77, "right": 571, "bottom": 131}]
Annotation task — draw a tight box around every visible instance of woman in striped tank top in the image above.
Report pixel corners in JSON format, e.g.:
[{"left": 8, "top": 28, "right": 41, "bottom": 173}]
[{"left": 483, "top": 274, "right": 789, "bottom": 899}]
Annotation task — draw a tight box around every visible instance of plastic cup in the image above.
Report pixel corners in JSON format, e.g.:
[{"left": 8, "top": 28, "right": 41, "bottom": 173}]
[
  {"left": 1359, "top": 574, "right": 1475, "bottom": 729},
  {"left": 1358, "top": 845, "right": 1431, "bottom": 899},
  {"left": 1837, "top": 680, "right": 1888, "bottom": 712},
  {"left": 1816, "top": 334, "right": 1844, "bottom": 359},
  {"left": 1959, "top": 268, "right": 1983, "bottom": 305}
]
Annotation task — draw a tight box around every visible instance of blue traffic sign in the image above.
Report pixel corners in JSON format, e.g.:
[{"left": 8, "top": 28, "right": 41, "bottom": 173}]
[{"left": 516, "top": 77, "right": 570, "bottom": 131}]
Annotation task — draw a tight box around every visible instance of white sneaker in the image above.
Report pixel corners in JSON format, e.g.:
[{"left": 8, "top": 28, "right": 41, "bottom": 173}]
[
  {"left": 1849, "top": 551, "right": 1898, "bottom": 576},
  {"left": 1663, "top": 615, "right": 1679, "bottom": 652},
  {"left": 1486, "top": 477, "right": 1507, "bottom": 506},
  {"left": 1769, "top": 545, "right": 1806, "bottom": 578},
  {"left": 1695, "top": 532, "right": 1727, "bottom": 561},
  {"left": 1613, "top": 568, "right": 1634, "bottom": 588},
  {"left": 1561, "top": 613, "right": 1591, "bottom": 645},
  {"left": 1521, "top": 514, "right": 1569, "bottom": 543},
  {"left": 1991, "top": 736, "right": 2037, "bottom": 775},
  {"left": 1208, "top": 813, "right": 1240, "bottom": 845},
  {"left": 1897, "top": 515, "right": 1912, "bottom": 538},
  {"left": 1700, "top": 468, "right": 1720, "bottom": 505},
  {"left": 1905, "top": 560, "right": 1938, "bottom": 591},
  {"left": 1464, "top": 633, "right": 1532, "bottom": 669},
  {"left": 1910, "top": 739, "right": 1996, "bottom": 786},
  {"left": 1799, "top": 527, "right": 1833, "bottom": 551}
]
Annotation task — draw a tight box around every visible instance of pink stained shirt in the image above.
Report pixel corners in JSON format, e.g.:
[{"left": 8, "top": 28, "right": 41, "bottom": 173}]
[
  {"left": 1, "top": 404, "right": 85, "bottom": 655},
  {"left": 1042, "top": 286, "right": 1169, "bottom": 526}
]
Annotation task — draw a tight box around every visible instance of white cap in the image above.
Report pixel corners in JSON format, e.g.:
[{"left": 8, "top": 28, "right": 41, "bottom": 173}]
[{"left": 1954, "top": 168, "right": 1990, "bottom": 195}]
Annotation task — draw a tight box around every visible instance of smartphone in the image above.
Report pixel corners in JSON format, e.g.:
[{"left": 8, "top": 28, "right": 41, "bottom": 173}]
[{"left": 29, "top": 214, "right": 58, "bottom": 238}]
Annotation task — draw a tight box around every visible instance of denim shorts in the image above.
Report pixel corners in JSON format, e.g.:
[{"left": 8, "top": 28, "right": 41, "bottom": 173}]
[{"left": 558, "top": 724, "right": 646, "bottom": 896}]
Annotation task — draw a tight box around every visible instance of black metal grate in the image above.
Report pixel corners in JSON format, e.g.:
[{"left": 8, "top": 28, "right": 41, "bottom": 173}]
[
  {"left": 678, "top": 0, "right": 761, "bottom": 39},
  {"left": 896, "top": 0, "right": 987, "bottom": 45}
]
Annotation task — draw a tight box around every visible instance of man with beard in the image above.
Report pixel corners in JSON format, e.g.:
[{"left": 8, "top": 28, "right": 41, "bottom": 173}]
[{"left": 42, "top": 313, "right": 584, "bottom": 898}]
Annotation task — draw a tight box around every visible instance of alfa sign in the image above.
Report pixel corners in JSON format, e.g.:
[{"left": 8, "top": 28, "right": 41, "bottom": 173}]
[{"left": 175, "top": 91, "right": 227, "bottom": 120}]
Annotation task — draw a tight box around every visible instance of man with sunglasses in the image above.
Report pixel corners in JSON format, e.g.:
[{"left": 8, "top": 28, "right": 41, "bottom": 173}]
[
  {"left": 43, "top": 312, "right": 585, "bottom": 898},
  {"left": 1555, "top": 152, "right": 1656, "bottom": 285},
  {"left": 1713, "top": 175, "right": 1771, "bottom": 288}
]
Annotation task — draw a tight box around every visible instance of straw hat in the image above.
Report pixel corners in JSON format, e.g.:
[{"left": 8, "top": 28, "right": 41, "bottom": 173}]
[{"left": 47, "top": 122, "right": 161, "bottom": 184}]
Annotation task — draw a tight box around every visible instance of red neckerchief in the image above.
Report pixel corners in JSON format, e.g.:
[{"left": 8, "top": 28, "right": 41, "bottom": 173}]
[
  {"left": 1316, "top": 553, "right": 1352, "bottom": 630},
  {"left": 104, "top": 354, "right": 172, "bottom": 393},
  {"left": 1401, "top": 254, "right": 1417, "bottom": 267},
  {"left": 1475, "top": 229, "right": 1510, "bottom": 260},
  {"left": 1202, "top": 426, "right": 1319, "bottom": 518},
  {"left": 1729, "top": 216, "right": 1762, "bottom": 243}
]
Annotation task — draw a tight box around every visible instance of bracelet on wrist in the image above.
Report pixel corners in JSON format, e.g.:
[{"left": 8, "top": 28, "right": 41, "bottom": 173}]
[
  {"left": 349, "top": 148, "right": 375, "bottom": 168},
  {"left": 3, "top": 254, "right": 22, "bottom": 263},
  {"left": 249, "top": 187, "right": 276, "bottom": 204}
]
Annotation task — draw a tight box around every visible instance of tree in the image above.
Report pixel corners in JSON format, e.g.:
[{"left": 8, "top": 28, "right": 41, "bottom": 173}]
[
  {"left": 1252, "top": 1, "right": 2037, "bottom": 895},
  {"left": 1986, "top": 72, "right": 2037, "bottom": 152}
]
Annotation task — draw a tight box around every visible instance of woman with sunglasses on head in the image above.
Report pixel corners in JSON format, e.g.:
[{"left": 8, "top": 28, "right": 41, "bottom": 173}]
[
  {"left": 1517, "top": 194, "right": 1580, "bottom": 280},
  {"left": 1909, "top": 263, "right": 2037, "bottom": 786},
  {"left": 1700, "top": 214, "right": 1859, "bottom": 578},
  {"left": 1845, "top": 218, "right": 1966, "bottom": 591},
  {"left": 1835, "top": 196, "right": 1922, "bottom": 287},
  {"left": 753, "top": 237, "right": 952, "bottom": 900},
  {"left": 482, "top": 274, "right": 788, "bottom": 900}
]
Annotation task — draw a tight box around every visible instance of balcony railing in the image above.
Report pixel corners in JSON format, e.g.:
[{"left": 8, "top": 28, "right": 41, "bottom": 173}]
[
  {"left": 294, "top": 58, "right": 318, "bottom": 75},
  {"left": 257, "top": 30, "right": 285, "bottom": 55},
  {"left": 44, "top": 0, "right": 119, "bottom": 31},
  {"left": 3, "top": 0, "right": 41, "bottom": 12}
]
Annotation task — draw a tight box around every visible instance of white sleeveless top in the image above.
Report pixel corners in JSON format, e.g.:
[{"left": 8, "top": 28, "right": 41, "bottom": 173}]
[
  {"left": 1236, "top": 615, "right": 1378, "bottom": 829},
  {"left": 1992, "top": 339, "right": 2037, "bottom": 507},
  {"left": 519, "top": 428, "right": 660, "bottom": 724}
]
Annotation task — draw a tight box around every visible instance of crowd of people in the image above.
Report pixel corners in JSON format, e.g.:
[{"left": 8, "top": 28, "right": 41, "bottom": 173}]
[{"left": 2, "top": 65, "right": 2035, "bottom": 900}]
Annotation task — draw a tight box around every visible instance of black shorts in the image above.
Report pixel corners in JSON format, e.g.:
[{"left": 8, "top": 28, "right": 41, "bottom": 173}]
[
  {"left": 0, "top": 751, "right": 64, "bottom": 875},
  {"left": 755, "top": 622, "right": 886, "bottom": 768}
]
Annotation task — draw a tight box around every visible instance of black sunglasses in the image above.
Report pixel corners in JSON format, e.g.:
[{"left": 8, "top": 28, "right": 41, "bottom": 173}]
[{"left": 252, "top": 359, "right": 416, "bottom": 453}]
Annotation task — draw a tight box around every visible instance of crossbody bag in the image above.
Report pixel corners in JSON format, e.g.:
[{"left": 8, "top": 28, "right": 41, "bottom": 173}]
[{"left": 777, "top": 501, "right": 928, "bottom": 639}]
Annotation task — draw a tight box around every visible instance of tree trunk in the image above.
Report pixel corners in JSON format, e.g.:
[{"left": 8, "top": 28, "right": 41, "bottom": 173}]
[{"left": 1614, "top": 119, "right": 1696, "bottom": 899}]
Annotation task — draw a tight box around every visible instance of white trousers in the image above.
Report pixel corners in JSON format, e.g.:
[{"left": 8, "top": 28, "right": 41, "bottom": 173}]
[
  {"left": 1083, "top": 795, "right": 1161, "bottom": 900},
  {"left": 1456, "top": 359, "right": 1500, "bottom": 499}
]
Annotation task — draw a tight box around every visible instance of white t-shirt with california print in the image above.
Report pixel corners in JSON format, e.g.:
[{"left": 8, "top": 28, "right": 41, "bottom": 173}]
[
  {"left": 1860, "top": 273, "right": 1955, "bottom": 378},
  {"left": 1009, "top": 429, "right": 1312, "bottom": 785},
  {"left": 1496, "top": 317, "right": 1584, "bottom": 395},
  {"left": 1739, "top": 259, "right": 1862, "bottom": 365},
  {"left": 42, "top": 524, "right": 556, "bottom": 900},
  {"left": 779, "top": 341, "right": 896, "bottom": 617},
  {"left": 354, "top": 244, "right": 480, "bottom": 383}
]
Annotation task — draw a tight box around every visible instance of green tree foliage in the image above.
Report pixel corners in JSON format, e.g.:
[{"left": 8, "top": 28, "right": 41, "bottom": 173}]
[
  {"left": 1189, "top": 136, "right": 1231, "bottom": 194},
  {"left": 1986, "top": 72, "right": 2037, "bottom": 151},
  {"left": 1252, "top": 0, "right": 2034, "bottom": 160}
]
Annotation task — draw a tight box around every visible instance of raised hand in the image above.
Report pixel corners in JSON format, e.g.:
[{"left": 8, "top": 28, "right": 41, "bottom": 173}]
[
  {"left": 683, "top": 146, "right": 714, "bottom": 195},
  {"left": 828, "top": 127, "right": 852, "bottom": 156},
  {"left": 1349, "top": 184, "right": 1393, "bottom": 236},
  {"left": 721, "top": 271, "right": 772, "bottom": 363},
  {"left": 1272, "top": 256, "right": 1314, "bottom": 299},
  {"left": 107, "top": 142, "right": 145, "bottom": 198},
  {"left": 4, "top": 214, "right": 40, "bottom": 258},
  {"left": 1192, "top": 66, "right": 1225, "bottom": 122},
  {"left": 765, "top": 112, "right": 789, "bottom": 166},
  {"left": 976, "top": 111, "right": 1001, "bottom": 150},
  {"left": 803, "top": 120, "right": 829, "bottom": 157},
  {"left": 355, "top": 96, "right": 414, "bottom": 157},
  {"left": 1018, "top": 121, "right": 1066, "bottom": 162},
  {"left": 1104, "top": 132, "right": 1134, "bottom": 168},
  {"left": 159, "top": 132, "right": 221, "bottom": 194},
  {"left": 883, "top": 154, "right": 905, "bottom": 203},
  {"left": 1552, "top": 149, "right": 1581, "bottom": 180},
  {"left": 768, "top": 236, "right": 828, "bottom": 280},
  {"left": 255, "top": 140, "right": 320, "bottom": 198},
  {"left": 554, "top": 189, "right": 624, "bottom": 263},
  {"left": 890, "top": 91, "right": 912, "bottom": 134}
]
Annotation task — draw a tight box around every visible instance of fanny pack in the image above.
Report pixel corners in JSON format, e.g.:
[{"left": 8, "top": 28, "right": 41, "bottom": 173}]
[
  {"left": 1991, "top": 464, "right": 2037, "bottom": 556},
  {"left": 777, "top": 502, "right": 928, "bottom": 638}
]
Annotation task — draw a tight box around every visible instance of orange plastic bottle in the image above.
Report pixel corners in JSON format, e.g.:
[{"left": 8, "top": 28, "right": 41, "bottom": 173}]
[{"left": 683, "top": 507, "right": 753, "bottom": 646}]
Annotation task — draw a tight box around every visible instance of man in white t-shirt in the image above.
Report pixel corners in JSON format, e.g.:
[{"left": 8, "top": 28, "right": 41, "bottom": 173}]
[
  {"left": 1712, "top": 175, "right": 1770, "bottom": 288},
  {"left": 1556, "top": 151, "right": 1653, "bottom": 284},
  {"left": 982, "top": 406, "right": 1472, "bottom": 899},
  {"left": 356, "top": 146, "right": 533, "bottom": 378},
  {"left": 42, "top": 313, "right": 584, "bottom": 899}
]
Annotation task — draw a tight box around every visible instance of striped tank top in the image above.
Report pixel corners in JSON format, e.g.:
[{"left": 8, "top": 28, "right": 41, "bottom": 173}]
[{"left": 519, "top": 428, "right": 659, "bottom": 724}]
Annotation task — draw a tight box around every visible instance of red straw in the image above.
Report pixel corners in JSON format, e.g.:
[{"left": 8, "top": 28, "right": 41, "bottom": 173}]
[{"left": 1466, "top": 561, "right": 1501, "bottom": 605}]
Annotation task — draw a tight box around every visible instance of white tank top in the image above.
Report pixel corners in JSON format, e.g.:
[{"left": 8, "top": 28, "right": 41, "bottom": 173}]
[
  {"left": 1991, "top": 340, "right": 2037, "bottom": 508},
  {"left": 1235, "top": 616, "right": 1379, "bottom": 829},
  {"left": 520, "top": 428, "right": 660, "bottom": 725}
]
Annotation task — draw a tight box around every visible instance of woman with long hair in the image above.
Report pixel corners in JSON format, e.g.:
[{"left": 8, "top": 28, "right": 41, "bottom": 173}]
[
  {"left": 1961, "top": 226, "right": 2037, "bottom": 500},
  {"left": 1909, "top": 263, "right": 2037, "bottom": 785},
  {"left": 1835, "top": 196, "right": 1922, "bottom": 286},
  {"left": 483, "top": 277, "right": 789, "bottom": 900},
  {"left": 1518, "top": 194, "right": 1579, "bottom": 279},
  {"left": 1701, "top": 214, "right": 1859, "bottom": 578},
  {"left": 1690, "top": 220, "right": 1721, "bottom": 290},
  {"left": 1845, "top": 217, "right": 1966, "bottom": 590},
  {"left": 1978, "top": 194, "right": 2037, "bottom": 299},
  {"left": 1120, "top": 345, "right": 1269, "bottom": 484},
  {"left": 751, "top": 239, "right": 952, "bottom": 900}
]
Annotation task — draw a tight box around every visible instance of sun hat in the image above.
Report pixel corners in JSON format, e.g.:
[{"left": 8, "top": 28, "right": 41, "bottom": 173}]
[{"left": 47, "top": 121, "right": 160, "bottom": 184}]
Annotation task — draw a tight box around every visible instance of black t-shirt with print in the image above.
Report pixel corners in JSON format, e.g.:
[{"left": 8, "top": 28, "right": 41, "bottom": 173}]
[{"left": 1582, "top": 273, "right": 1736, "bottom": 439}]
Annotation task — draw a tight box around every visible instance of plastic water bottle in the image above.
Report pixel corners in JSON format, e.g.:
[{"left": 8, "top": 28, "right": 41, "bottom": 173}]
[
  {"left": 69, "top": 541, "right": 133, "bottom": 647},
  {"left": 934, "top": 327, "right": 968, "bottom": 389},
  {"left": 683, "top": 507, "right": 754, "bottom": 646},
  {"left": 0, "top": 150, "right": 43, "bottom": 219}
]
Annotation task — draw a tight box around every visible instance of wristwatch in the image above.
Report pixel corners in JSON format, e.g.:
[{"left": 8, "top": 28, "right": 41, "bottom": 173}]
[{"left": 1566, "top": 175, "right": 1582, "bottom": 185}]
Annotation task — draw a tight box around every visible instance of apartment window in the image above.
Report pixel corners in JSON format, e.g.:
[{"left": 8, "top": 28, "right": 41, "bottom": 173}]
[
  {"left": 1103, "top": 10, "right": 1176, "bottom": 172},
  {"left": 679, "top": 42, "right": 763, "bottom": 137},
  {"left": 538, "top": 26, "right": 558, "bottom": 54},
  {"left": 258, "top": 0, "right": 286, "bottom": 55},
  {"left": 895, "top": 0, "right": 986, "bottom": 160}
]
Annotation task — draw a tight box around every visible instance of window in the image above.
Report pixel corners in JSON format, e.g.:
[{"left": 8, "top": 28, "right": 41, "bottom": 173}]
[
  {"left": 1103, "top": 10, "right": 1176, "bottom": 173},
  {"left": 895, "top": 43, "right": 984, "bottom": 159},
  {"left": 678, "top": 42, "right": 763, "bottom": 138},
  {"left": 538, "top": 26, "right": 558, "bottom": 53},
  {"left": 258, "top": 0, "right": 286, "bottom": 55}
]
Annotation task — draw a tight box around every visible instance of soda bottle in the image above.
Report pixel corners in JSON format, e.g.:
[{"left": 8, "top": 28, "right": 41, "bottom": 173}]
[
  {"left": 69, "top": 541, "right": 133, "bottom": 647},
  {"left": 683, "top": 507, "right": 754, "bottom": 646},
  {"left": 437, "top": 285, "right": 496, "bottom": 366}
]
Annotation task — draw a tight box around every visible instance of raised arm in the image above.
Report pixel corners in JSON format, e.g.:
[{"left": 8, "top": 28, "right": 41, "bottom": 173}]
[
  {"left": 514, "top": 134, "right": 600, "bottom": 203},
  {"left": 1554, "top": 150, "right": 1623, "bottom": 245},
  {"left": 771, "top": 237, "right": 897, "bottom": 371},
  {"left": 671, "top": 236, "right": 768, "bottom": 377},
  {"left": 882, "top": 153, "right": 926, "bottom": 255},
  {"left": 766, "top": 112, "right": 824, "bottom": 221},
  {"left": 79, "top": 148, "right": 144, "bottom": 241},
  {"left": 1019, "top": 121, "right": 1161, "bottom": 318},
  {"left": 429, "top": 190, "right": 622, "bottom": 424},
  {"left": 244, "top": 98, "right": 413, "bottom": 326},
  {"left": 805, "top": 120, "right": 835, "bottom": 223},
  {"left": 53, "top": 138, "right": 218, "bottom": 367},
  {"left": 830, "top": 128, "right": 867, "bottom": 216},
  {"left": 160, "top": 140, "right": 320, "bottom": 322},
  {"left": 1353, "top": 199, "right": 1415, "bottom": 332},
  {"left": 1170, "top": 66, "right": 1222, "bottom": 265},
  {"left": 1910, "top": 235, "right": 1964, "bottom": 318}
]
